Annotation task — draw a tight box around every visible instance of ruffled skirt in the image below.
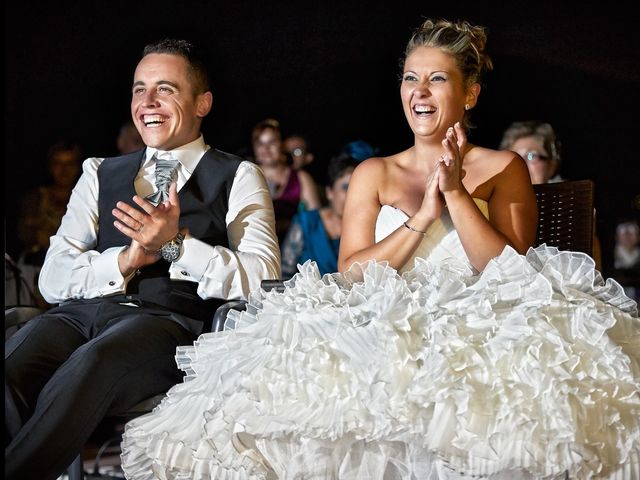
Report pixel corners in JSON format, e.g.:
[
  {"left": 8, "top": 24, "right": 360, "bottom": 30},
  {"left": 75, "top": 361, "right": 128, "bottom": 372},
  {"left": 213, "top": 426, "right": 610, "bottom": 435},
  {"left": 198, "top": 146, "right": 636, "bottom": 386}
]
[{"left": 121, "top": 246, "right": 640, "bottom": 479}]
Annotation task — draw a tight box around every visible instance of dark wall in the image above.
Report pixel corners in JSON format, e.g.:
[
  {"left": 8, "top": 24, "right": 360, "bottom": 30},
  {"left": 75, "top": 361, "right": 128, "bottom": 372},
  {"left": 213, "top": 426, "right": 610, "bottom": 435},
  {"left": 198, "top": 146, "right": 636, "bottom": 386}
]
[{"left": 5, "top": 1, "right": 640, "bottom": 272}]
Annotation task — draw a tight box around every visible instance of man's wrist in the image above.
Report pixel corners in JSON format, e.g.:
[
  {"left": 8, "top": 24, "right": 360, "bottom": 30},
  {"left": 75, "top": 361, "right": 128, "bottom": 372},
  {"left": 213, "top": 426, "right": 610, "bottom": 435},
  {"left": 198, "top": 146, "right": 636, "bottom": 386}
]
[{"left": 160, "top": 232, "right": 185, "bottom": 262}]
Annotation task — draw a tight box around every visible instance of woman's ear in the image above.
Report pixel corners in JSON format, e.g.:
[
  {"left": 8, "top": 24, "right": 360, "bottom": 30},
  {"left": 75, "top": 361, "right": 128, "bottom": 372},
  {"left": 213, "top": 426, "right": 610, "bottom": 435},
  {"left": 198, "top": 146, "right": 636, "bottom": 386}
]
[{"left": 465, "top": 83, "right": 481, "bottom": 109}]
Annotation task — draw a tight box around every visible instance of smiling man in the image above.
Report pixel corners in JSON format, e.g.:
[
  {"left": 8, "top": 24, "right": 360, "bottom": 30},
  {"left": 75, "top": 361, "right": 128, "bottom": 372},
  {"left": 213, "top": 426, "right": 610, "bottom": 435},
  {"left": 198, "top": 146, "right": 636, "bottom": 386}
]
[{"left": 4, "top": 38, "right": 280, "bottom": 480}]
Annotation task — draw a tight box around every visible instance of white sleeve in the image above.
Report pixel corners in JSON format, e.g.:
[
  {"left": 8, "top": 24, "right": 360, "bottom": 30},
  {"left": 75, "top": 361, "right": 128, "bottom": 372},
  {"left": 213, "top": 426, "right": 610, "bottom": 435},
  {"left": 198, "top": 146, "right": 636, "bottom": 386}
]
[
  {"left": 38, "top": 157, "right": 131, "bottom": 304},
  {"left": 168, "top": 161, "right": 281, "bottom": 300}
]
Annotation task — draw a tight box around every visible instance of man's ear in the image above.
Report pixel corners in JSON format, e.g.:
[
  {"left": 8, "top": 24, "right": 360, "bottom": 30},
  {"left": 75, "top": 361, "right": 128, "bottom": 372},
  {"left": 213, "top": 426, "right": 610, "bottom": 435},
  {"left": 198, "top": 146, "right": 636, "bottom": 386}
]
[{"left": 196, "top": 91, "right": 213, "bottom": 118}]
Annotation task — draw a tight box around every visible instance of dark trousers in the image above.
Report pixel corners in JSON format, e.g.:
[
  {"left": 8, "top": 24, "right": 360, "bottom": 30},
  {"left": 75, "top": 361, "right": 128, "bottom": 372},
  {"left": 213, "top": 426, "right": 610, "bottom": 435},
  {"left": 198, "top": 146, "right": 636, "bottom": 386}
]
[{"left": 4, "top": 298, "right": 197, "bottom": 480}]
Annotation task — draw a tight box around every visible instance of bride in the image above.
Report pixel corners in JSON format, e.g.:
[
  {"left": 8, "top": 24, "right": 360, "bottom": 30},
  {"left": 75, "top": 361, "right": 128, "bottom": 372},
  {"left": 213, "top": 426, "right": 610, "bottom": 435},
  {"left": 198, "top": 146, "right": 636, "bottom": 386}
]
[{"left": 121, "top": 18, "right": 639, "bottom": 479}]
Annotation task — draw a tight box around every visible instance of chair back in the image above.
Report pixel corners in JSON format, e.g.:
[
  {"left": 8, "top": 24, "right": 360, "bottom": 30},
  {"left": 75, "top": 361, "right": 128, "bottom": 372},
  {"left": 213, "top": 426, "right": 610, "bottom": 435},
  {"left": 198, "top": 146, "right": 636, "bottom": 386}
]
[{"left": 533, "top": 179, "right": 594, "bottom": 255}]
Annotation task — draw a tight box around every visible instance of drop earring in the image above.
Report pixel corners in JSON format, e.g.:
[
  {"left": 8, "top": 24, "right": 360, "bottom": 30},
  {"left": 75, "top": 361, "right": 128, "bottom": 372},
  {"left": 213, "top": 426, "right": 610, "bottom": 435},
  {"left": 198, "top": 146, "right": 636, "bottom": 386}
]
[{"left": 464, "top": 104, "right": 471, "bottom": 111}]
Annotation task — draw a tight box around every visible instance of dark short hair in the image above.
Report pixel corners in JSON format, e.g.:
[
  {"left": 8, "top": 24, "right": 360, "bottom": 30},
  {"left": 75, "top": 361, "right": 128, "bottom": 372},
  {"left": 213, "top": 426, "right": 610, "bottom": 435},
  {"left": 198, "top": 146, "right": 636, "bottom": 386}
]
[
  {"left": 142, "top": 38, "right": 210, "bottom": 94},
  {"left": 46, "top": 140, "right": 82, "bottom": 165},
  {"left": 327, "top": 152, "right": 359, "bottom": 186}
]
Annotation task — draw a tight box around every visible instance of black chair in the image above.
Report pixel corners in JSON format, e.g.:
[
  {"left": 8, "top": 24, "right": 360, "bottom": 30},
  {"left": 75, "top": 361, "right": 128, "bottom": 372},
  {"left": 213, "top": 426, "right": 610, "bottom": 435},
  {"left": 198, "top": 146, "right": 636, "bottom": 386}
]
[{"left": 532, "top": 179, "right": 595, "bottom": 255}]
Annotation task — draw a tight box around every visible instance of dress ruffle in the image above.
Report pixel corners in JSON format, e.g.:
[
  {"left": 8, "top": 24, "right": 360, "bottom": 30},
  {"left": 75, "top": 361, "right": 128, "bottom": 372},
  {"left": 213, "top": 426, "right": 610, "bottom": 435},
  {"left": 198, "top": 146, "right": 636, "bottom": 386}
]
[{"left": 121, "top": 245, "right": 640, "bottom": 480}]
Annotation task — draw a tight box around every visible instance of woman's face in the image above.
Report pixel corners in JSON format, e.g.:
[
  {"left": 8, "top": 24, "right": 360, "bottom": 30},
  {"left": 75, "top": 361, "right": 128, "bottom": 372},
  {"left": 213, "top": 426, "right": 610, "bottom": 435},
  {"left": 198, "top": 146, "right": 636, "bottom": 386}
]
[
  {"left": 253, "top": 128, "right": 283, "bottom": 166},
  {"left": 400, "top": 46, "right": 476, "bottom": 140},
  {"left": 326, "top": 169, "right": 353, "bottom": 217},
  {"left": 616, "top": 223, "right": 639, "bottom": 249},
  {"left": 510, "top": 136, "right": 557, "bottom": 184}
]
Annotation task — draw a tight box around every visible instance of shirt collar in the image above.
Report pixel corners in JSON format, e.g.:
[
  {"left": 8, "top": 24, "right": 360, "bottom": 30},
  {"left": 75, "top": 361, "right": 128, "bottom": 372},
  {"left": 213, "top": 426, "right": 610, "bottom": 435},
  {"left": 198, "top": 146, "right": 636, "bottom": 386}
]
[{"left": 143, "top": 135, "right": 209, "bottom": 175}]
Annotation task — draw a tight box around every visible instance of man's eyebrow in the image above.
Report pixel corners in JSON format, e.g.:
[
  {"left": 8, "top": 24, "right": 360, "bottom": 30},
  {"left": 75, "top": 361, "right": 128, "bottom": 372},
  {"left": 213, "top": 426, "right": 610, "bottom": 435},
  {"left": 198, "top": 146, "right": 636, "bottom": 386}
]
[{"left": 131, "top": 80, "right": 179, "bottom": 88}]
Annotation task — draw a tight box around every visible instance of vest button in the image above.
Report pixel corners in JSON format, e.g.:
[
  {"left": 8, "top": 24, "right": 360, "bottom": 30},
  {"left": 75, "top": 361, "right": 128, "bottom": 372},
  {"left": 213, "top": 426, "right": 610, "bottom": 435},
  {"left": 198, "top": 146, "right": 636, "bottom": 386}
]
[
  {"left": 108, "top": 281, "right": 115, "bottom": 286},
  {"left": 180, "top": 270, "right": 189, "bottom": 276}
]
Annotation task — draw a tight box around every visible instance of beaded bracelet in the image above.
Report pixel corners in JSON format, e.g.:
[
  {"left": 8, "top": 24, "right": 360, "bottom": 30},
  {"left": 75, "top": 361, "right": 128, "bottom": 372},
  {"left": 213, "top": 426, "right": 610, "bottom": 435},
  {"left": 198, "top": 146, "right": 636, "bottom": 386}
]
[{"left": 403, "top": 222, "right": 427, "bottom": 235}]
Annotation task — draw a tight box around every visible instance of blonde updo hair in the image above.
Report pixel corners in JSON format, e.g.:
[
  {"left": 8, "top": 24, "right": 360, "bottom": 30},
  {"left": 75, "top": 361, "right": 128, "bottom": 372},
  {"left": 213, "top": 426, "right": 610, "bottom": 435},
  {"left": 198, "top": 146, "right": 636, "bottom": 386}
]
[{"left": 402, "top": 19, "right": 494, "bottom": 129}]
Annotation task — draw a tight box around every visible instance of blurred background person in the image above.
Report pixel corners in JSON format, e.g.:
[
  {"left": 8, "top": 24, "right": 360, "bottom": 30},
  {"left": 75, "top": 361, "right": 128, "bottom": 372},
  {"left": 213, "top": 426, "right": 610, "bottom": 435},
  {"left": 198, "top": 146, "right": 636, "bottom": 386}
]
[
  {"left": 251, "top": 118, "right": 320, "bottom": 243},
  {"left": 499, "top": 120, "right": 562, "bottom": 184},
  {"left": 283, "top": 132, "right": 314, "bottom": 171},
  {"left": 14, "top": 140, "right": 82, "bottom": 307},
  {"left": 280, "top": 152, "right": 359, "bottom": 279},
  {"left": 340, "top": 139, "right": 379, "bottom": 163},
  {"left": 116, "top": 119, "right": 145, "bottom": 154},
  {"left": 500, "top": 120, "right": 602, "bottom": 270},
  {"left": 612, "top": 220, "right": 640, "bottom": 301}
]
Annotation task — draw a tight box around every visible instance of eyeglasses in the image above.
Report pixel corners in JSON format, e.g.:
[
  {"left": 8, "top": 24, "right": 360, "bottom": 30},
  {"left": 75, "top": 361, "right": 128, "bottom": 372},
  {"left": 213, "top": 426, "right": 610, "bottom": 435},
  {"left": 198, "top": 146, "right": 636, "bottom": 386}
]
[{"left": 523, "top": 151, "right": 550, "bottom": 162}]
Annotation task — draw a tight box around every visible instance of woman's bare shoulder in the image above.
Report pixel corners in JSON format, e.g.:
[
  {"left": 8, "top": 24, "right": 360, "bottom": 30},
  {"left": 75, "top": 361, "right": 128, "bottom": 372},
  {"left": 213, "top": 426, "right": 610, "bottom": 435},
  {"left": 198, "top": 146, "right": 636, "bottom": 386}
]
[
  {"left": 353, "top": 152, "right": 408, "bottom": 177},
  {"left": 349, "top": 156, "right": 384, "bottom": 183},
  {"left": 466, "top": 145, "right": 528, "bottom": 176},
  {"left": 467, "top": 145, "right": 519, "bottom": 164}
]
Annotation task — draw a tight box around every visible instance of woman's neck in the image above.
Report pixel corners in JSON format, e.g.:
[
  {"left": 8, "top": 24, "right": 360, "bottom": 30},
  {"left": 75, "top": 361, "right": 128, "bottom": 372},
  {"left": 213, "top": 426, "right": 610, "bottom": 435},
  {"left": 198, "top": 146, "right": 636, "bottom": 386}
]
[{"left": 261, "top": 162, "right": 288, "bottom": 178}]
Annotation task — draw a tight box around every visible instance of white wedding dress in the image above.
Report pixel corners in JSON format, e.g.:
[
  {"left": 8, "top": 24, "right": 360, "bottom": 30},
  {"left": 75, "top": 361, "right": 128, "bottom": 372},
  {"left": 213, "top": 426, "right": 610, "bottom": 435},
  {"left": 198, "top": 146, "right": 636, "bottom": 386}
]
[{"left": 121, "top": 200, "right": 640, "bottom": 480}]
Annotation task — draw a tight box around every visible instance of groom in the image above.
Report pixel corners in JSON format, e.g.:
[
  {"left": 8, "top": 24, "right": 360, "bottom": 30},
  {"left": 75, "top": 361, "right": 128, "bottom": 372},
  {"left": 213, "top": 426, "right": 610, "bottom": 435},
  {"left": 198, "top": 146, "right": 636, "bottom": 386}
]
[{"left": 5, "top": 38, "right": 280, "bottom": 479}]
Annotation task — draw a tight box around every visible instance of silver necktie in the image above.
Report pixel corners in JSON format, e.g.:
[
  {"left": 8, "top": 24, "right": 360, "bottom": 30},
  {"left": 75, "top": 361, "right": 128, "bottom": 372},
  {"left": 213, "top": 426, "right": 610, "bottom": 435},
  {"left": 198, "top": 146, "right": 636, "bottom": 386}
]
[{"left": 146, "top": 155, "right": 179, "bottom": 206}]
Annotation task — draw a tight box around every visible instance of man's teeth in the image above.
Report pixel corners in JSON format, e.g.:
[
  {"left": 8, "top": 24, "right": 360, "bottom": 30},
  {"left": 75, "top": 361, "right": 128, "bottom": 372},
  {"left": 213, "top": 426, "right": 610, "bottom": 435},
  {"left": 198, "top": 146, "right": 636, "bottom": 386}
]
[{"left": 144, "top": 115, "right": 165, "bottom": 126}]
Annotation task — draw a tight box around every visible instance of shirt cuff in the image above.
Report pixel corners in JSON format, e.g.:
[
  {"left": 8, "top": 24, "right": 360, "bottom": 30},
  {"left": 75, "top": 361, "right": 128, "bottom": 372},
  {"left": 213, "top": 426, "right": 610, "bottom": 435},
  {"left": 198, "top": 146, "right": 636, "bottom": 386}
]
[
  {"left": 171, "top": 236, "right": 216, "bottom": 283},
  {"left": 94, "top": 246, "right": 130, "bottom": 296}
]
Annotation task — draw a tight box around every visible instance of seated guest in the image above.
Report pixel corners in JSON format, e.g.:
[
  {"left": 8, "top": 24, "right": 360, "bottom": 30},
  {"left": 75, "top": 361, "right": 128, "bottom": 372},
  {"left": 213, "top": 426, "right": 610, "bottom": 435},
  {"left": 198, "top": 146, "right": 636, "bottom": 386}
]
[
  {"left": 500, "top": 119, "right": 602, "bottom": 269},
  {"left": 251, "top": 118, "right": 321, "bottom": 243},
  {"left": 340, "top": 139, "right": 379, "bottom": 162},
  {"left": 16, "top": 140, "right": 83, "bottom": 307},
  {"left": 281, "top": 152, "right": 359, "bottom": 278},
  {"left": 613, "top": 219, "right": 640, "bottom": 300},
  {"left": 499, "top": 120, "right": 563, "bottom": 184},
  {"left": 116, "top": 119, "right": 145, "bottom": 154},
  {"left": 283, "top": 132, "right": 314, "bottom": 171}
]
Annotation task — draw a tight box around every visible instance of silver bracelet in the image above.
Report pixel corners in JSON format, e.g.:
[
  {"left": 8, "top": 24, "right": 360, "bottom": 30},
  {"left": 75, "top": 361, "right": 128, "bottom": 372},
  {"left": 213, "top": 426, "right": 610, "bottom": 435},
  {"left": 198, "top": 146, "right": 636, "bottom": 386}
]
[{"left": 403, "top": 222, "right": 427, "bottom": 235}]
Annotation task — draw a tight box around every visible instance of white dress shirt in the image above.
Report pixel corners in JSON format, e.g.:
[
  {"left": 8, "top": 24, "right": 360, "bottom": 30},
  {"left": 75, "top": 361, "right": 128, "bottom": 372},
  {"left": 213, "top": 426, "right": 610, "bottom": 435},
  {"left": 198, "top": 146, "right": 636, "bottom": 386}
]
[{"left": 38, "top": 135, "right": 281, "bottom": 304}]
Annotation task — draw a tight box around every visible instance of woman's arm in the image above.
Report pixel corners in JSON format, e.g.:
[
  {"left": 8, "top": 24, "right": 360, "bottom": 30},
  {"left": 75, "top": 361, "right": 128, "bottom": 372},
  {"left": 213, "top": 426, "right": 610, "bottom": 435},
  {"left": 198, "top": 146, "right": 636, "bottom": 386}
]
[
  {"left": 297, "top": 170, "right": 321, "bottom": 210},
  {"left": 337, "top": 158, "right": 443, "bottom": 272},
  {"left": 445, "top": 153, "right": 537, "bottom": 271},
  {"left": 436, "top": 124, "right": 537, "bottom": 272}
]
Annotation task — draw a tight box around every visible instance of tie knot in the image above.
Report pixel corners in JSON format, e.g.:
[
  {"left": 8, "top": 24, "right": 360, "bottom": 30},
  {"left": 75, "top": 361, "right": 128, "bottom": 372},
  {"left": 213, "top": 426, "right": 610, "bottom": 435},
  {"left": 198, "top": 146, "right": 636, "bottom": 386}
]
[
  {"left": 154, "top": 150, "right": 176, "bottom": 160},
  {"left": 155, "top": 156, "right": 179, "bottom": 173},
  {"left": 146, "top": 154, "right": 180, "bottom": 205}
]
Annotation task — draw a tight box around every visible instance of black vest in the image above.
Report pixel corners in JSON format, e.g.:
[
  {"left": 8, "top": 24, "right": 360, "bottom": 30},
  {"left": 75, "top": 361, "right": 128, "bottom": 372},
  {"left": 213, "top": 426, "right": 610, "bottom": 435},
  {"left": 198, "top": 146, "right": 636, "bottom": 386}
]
[{"left": 96, "top": 148, "right": 242, "bottom": 324}]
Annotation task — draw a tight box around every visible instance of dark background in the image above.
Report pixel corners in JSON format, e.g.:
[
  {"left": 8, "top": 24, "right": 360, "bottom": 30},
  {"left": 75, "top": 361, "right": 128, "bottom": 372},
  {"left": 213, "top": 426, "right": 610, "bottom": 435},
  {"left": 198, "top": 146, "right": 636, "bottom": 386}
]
[{"left": 5, "top": 1, "right": 640, "bottom": 274}]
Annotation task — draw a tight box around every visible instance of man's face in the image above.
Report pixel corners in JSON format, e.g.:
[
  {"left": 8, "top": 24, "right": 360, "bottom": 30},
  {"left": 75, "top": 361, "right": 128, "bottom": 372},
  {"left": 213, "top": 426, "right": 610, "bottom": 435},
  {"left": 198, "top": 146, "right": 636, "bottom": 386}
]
[{"left": 131, "top": 53, "right": 211, "bottom": 151}]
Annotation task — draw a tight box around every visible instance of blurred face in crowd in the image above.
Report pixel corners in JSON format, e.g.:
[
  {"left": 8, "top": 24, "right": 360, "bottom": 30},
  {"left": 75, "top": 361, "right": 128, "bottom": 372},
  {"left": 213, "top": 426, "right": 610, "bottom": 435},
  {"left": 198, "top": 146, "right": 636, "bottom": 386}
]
[
  {"left": 49, "top": 149, "right": 81, "bottom": 188},
  {"left": 326, "top": 169, "right": 354, "bottom": 217},
  {"left": 253, "top": 127, "right": 284, "bottom": 166},
  {"left": 117, "top": 123, "right": 145, "bottom": 154},
  {"left": 616, "top": 222, "right": 640, "bottom": 251},
  {"left": 284, "top": 136, "right": 313, "bottom": 170},
  {"left": 510, "top": 135, "right": 557, "bottom": 185},
  {"left": 131, "top": 53, "right": 212, "bottom": 151}
]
